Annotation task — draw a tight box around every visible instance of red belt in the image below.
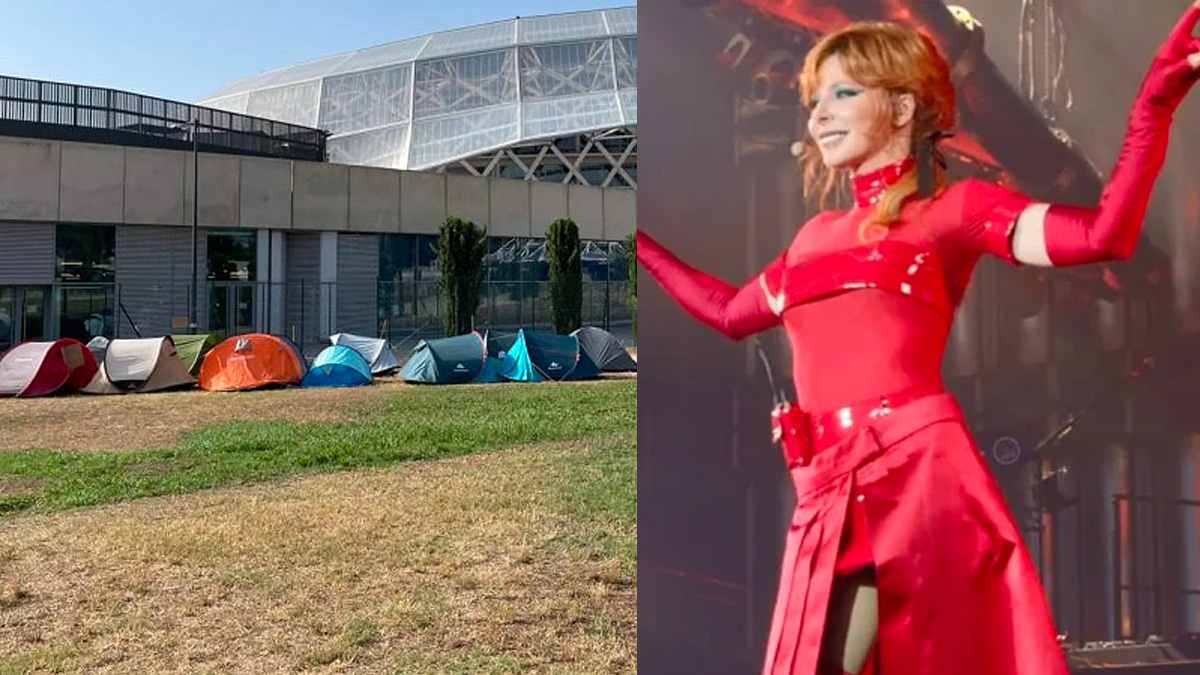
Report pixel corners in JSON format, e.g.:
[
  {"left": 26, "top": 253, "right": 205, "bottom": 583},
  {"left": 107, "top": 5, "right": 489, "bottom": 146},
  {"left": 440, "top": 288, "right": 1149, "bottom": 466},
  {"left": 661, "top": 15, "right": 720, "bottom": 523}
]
[{"left": 771, "top": 385, "right": 944, "bottom": 468}]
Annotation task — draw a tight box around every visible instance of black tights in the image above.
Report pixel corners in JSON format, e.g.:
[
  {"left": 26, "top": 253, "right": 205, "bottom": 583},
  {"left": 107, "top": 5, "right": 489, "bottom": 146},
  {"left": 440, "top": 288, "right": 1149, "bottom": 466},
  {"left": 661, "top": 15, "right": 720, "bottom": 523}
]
[{"left": 818, "top": 569, "right": 878, "bottom": 674}]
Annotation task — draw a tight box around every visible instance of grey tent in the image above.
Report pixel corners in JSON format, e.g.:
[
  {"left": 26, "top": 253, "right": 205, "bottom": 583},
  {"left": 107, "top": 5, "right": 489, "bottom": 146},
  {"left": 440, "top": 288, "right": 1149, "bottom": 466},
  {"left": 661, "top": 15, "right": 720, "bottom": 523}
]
[
  {"left": 330, "top": 333, "right": 399, "bottom": 375},
  {"left": 86, "top": 336, "right": 110, "bottom": 365},
  {"left": 571, "top": 326, "right": 637, "bottom": 372},
  {"left": 82, "top": 337, "right": 196, "bottom": 394}
]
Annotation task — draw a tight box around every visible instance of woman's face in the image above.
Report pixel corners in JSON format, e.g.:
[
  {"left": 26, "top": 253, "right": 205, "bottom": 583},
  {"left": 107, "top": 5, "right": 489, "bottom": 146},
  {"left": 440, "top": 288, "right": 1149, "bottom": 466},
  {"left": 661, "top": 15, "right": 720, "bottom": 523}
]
[{"left": 806, "top": 55, "right": 910, "bottom": 175}]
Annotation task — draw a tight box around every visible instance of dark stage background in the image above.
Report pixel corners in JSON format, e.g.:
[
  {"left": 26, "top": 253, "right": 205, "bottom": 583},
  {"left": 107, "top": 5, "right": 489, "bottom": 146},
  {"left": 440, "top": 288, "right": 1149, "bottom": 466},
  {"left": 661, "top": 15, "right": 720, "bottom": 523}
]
[{"left": 638, "top": 1, "right": 1200, "bottom": 672}]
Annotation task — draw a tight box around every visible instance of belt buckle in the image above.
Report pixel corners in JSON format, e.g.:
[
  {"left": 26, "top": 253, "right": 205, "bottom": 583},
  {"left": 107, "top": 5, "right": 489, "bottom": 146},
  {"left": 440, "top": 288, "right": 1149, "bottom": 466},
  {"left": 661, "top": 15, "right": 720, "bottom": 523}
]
[
  {"left": 868, "top": 396, "right": 893, "bottom": 420},
  {"left": 771, "top": 401, "right": 814, "bottom": 468}
]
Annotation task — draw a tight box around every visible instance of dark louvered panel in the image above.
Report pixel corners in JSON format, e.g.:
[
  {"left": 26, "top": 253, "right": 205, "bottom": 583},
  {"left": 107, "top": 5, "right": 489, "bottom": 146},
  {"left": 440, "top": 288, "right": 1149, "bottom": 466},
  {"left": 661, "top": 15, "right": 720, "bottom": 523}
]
[
  {"left": 285, "top": 232, "right": 322, "bottom": 352},
  {"left": 115, "top": 226, "right": 205, "bottom": 338},
  {"left": 0, "top": 223, "right": 54, "bottom": 284},
  {"left": 337, "top": 233, "right": 378, "bottom": 338}
]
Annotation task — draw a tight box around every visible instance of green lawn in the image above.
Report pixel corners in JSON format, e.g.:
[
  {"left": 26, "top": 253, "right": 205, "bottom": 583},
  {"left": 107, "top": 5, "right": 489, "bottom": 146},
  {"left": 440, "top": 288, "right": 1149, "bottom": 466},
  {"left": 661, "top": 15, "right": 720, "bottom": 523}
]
[
  {"left": 0, "top": 380, "right": 637, "bottom": 673},
  {"left": 0, "top": 381, "right": 636, "bottom": 516}
]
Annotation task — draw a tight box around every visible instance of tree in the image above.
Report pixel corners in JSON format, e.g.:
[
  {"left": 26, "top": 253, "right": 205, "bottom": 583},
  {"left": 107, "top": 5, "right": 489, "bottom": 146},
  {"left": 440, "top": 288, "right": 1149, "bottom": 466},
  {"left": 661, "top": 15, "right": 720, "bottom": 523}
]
[
  {"left": 436, "top": 217, "right": 486, "bottom": 337},
  {"left": 546, "top": 218, "right": 582, "bottom": 335},
  {"left": 625, "top": 231, "right": 636, "bottom": 337}
]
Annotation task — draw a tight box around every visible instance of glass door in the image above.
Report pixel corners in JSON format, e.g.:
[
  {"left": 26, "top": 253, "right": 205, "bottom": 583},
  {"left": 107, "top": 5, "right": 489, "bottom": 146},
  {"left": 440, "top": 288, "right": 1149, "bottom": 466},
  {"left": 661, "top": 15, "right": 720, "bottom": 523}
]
[
  {"left": 0, "top": 288, "right": 12, "bottom": 353},
  {"left": 18, "top": 288, "right": 47, "bottom": 343},
  {"left": 0, "top": 286, "right": 50, "bottom": 350},
  {"left": 209, "top": 282, "right": 257, "bottom": 342}
]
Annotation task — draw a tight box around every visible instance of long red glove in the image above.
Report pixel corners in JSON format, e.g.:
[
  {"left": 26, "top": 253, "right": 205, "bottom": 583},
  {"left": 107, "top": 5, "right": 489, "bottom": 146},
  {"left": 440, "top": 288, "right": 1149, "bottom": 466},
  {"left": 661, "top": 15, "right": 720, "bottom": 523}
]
[
  {"left": 1043, "top": 5, "right": 1200, "bottom": 266},
  {"left": 636, "top": 230, "right": 780, "bottom": 341}
]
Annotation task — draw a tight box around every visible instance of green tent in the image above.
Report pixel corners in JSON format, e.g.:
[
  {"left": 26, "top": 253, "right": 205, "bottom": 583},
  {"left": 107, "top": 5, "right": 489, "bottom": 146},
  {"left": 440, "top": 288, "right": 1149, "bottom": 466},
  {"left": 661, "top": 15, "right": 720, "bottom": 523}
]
[{"left": 171, "top": 333, "right": 216, "bottom": 375}]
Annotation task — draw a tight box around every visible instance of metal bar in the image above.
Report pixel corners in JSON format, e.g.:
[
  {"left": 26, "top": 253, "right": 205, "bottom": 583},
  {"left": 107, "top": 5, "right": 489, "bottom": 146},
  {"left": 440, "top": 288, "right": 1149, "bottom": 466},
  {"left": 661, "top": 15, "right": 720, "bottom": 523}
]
[
  {"left": 1113, "top": 496, "right": 1123, "bottom": 638},
  {"left": 190, "top": 118, "right": 200, "bottom": 331},
  {"left": 1152, "top": 498, "right": 1163, "bottom": 636},
  {"left": 1077, "top": 504, "right": 1086, "bottom": 639}
]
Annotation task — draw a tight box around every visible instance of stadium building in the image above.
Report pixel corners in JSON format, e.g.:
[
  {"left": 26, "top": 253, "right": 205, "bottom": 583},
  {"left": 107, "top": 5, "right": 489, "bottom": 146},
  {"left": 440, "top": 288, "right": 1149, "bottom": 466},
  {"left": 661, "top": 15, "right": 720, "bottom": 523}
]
[{"left": 0, "top": 7, "right": 637, "bottom": 356}]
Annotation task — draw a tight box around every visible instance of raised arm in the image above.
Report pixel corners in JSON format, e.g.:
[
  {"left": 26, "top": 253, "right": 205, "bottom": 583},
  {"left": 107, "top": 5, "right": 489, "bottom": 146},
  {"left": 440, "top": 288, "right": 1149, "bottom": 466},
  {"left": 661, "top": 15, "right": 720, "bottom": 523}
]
[
  {"left": 1009, "top": 3, "right": 1200, "bottom": 267},
  {"left": 636, "top": 229, "right": 783, "bottom": 341}
]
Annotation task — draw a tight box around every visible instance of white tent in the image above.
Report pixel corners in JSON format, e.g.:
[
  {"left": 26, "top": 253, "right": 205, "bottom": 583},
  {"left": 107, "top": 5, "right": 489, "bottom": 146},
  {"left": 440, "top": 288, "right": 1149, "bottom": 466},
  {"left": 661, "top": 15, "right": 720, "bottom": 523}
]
[
  {"left": 82, "top": 337, "right": 196, "bottom": 394},
  {"left": 330, "top": 333, "right": 399, "bottom": 375}
]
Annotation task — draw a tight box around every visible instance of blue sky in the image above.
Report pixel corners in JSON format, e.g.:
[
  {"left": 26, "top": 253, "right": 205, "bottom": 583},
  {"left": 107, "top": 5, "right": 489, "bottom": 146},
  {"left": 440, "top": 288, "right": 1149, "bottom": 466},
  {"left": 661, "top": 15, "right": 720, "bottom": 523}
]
[{"left": 1, "top": 1, "right": 632, "bottom": 102}]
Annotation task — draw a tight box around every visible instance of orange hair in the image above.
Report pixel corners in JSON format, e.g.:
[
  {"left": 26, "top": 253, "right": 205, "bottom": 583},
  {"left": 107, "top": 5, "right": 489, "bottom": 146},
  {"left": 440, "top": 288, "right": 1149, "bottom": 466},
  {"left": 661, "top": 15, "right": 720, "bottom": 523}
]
[{"left": 798, "top": 22, "right": 956, "bottom": 240}]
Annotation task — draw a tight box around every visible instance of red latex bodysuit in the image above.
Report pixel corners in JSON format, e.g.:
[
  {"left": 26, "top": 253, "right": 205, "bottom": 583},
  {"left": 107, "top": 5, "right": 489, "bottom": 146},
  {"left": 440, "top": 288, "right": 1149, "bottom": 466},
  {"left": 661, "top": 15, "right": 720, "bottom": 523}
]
[
  {"left": 638, "top": 11, "right": 1199, "bottom": 674},
  {"left": 642, "top": 168, "right": 1064, "bottom": 675}
]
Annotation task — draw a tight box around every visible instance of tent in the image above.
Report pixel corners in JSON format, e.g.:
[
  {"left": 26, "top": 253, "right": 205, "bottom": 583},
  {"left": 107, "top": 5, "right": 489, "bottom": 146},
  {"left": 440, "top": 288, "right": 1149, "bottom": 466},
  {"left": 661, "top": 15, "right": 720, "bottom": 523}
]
[
  {"left": 0, "top": 338, "right": 99, "bottom": 397},
  {"left": 198, "top": 334, "right": 307, "bottom": 392},
  {"left": 572, "top": 326, "right": 637, "bottom": 372},
  {"left": 485, "top": 331, "right": 519, "bottom": 360},
  {"left": 301, "top": 345, "right": 372, "bottom": 388},
  {"left": 86, "top": 335, "right": 110, "bottom": 365},
  {"left": 399, "top": 332, "right": 501, "bottom": 385},
  {"left": 330, "top": 333, "right": 399, "bottom": 375},
  {"left": 489, "top": 330, "right": 541, "bottom": 383},
  {"left": 521, "top": 330, "right": 602, "bottom": 381},
  {"left": 489, "top": 330, "right": 602, "bottom": 382},
  {"left": 82, "top": 337, "right": 197, "bottom": 394},
  {"left": 172, "top": 333, "right": 216, "bottom": 375}
]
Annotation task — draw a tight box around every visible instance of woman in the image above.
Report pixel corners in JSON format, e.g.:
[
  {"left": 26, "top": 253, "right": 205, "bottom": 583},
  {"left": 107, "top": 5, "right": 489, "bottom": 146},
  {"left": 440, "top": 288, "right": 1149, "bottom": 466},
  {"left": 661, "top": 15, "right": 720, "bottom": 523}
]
[{"left": 638, "top": 8, "right": 1200, "bottom": 675}]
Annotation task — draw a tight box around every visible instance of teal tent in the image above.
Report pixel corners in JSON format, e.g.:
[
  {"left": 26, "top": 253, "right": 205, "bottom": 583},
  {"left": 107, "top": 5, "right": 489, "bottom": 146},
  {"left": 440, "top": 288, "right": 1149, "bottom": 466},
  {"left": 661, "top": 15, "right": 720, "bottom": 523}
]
[
  {"left": 301, "top": 345, "right": 372, "bottom": 388},
  {"left": 523, "top": 330, "right": 602, "bottom": 381},
  {"left": 399, "top": 332, "right": 500, "bottom": 384},
  {"left": 492, "top": 330, "right": 542, "bottom": 383},
  {"left": 490, "top": 330, "right": 602, "bottom": 382}
]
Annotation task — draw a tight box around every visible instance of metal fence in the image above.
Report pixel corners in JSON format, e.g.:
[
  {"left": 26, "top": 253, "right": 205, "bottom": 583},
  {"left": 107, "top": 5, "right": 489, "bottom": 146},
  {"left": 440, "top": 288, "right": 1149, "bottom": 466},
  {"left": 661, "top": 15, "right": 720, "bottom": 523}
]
[
  {"left": 378, "top": 279, "right": 633, "bottom": 349},
  {"left": 0, "top": 279, "right": 635, "bottom": 360},
  {"left": 0, "top": 74, "right": 327, "bottom": 161},
  {"left": 1111, "top": 494, "right": 1200, "bottom": 639}
]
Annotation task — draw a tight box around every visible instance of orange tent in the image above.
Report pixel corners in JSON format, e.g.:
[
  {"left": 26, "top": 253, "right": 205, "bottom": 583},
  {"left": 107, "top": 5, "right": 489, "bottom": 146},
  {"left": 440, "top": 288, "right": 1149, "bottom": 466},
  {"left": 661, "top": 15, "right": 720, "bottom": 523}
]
[{"left": 198, "top": 334, "right": 307, "bottom": 392}]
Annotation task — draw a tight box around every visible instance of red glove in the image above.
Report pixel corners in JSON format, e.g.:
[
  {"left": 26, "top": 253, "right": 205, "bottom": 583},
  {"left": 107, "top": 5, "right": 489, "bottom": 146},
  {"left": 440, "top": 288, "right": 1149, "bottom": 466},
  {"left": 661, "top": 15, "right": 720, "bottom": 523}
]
[
  {"left": 1043, "top": 5, "right": 1200, "bottom": 266},
  {"left": 636, "top": 230, "right": 780, "bottom": 341}
]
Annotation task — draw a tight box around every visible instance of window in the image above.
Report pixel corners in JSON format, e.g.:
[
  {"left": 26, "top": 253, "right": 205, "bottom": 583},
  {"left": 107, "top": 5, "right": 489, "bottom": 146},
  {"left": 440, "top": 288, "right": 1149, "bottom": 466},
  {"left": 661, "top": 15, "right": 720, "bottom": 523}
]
[
  {"left": 56, "top": 224, "right": 115, "bottom": 283},
  {"left": 207, "top": 230, "right": 257, "bottom": 281},
  {"left": 379, "top": 234, "right": 416, "bottom": 284}
]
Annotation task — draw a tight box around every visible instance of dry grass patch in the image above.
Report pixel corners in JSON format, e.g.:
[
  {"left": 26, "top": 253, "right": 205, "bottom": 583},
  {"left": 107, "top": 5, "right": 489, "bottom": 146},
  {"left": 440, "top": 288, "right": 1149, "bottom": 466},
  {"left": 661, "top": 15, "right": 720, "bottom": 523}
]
[
  {"left": 0, "top": 438, "right": 635, "bottom": 674},
  {"left": 0, "top": 478, "right": 45, "bottom": 500},
  {"left": 0, "top": 382, "right": 410, "bottom": 453}
]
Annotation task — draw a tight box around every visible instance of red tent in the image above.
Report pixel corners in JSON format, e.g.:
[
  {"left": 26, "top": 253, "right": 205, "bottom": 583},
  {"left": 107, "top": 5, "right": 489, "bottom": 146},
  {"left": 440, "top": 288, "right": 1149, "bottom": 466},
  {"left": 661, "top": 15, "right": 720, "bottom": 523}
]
[{"left": 0, "top": 339, "right": 99, "bottom": 397}]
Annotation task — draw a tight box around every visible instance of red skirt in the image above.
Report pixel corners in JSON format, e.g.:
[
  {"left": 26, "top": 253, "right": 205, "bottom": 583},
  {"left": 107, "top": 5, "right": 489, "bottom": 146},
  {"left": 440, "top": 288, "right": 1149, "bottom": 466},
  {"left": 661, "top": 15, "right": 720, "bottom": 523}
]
[{"left": 761, "top": 393, "right": 1068, "bottom": 675}]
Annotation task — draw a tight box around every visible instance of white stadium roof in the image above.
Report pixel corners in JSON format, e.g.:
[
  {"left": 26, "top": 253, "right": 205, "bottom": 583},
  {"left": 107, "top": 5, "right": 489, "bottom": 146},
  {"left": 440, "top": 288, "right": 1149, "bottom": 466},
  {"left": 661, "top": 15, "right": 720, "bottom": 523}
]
[{"left": 197, "top": 7, "right": 637, "bottom": 172}]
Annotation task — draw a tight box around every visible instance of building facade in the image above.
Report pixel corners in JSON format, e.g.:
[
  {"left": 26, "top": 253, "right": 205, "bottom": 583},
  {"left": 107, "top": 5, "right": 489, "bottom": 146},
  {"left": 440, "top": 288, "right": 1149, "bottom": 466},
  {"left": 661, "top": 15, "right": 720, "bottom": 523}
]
[
  {"left": 198, "top": 7, "right": 638, "bottom": 188},
  {"left": 0, "top": 134, "right": 635, "bottom": 356}
]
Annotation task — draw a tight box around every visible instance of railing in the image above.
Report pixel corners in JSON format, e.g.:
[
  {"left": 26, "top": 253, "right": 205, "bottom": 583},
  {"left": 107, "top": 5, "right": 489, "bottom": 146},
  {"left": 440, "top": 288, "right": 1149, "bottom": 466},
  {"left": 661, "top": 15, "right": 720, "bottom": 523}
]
[
  {"left": 0, "top": 74, "right": 327, "bottom": 161},
  {"left": 0, "top": 279, "right": 635, "bottom": 360},
  {"left": 1111, "top": 494, "right": 1200, "bottom": 640}
]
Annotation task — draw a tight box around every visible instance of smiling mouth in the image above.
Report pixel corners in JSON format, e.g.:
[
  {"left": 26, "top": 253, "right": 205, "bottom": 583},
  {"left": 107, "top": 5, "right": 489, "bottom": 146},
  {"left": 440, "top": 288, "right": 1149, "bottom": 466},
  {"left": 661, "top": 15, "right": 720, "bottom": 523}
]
[{"left": 820, "top": 130, "right": 849, "bottom": 146}]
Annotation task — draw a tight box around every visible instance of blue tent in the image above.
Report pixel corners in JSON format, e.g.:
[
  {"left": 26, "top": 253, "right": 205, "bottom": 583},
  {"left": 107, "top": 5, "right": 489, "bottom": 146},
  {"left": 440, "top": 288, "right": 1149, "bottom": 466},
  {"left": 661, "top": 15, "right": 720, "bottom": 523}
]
[
  {"left": 491, "top": 330, "right": 602, "bottom": 382},
  {"left": 300, "top": 345, "right": 372, "bottom": 388},
  {"left": 492, "top": 330, "right": 542, "bottom": 383},
  {"left": 399, "top": 332, "right": 501, "bottom": 384}
]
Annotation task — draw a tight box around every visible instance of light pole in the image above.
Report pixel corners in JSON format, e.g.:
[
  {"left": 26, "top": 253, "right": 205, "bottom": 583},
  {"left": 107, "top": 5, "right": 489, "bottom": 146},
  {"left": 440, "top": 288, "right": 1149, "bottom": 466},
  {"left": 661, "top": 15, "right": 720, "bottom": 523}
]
[{"left": 189, "top": 117, "right": 199, "bottom": 331}]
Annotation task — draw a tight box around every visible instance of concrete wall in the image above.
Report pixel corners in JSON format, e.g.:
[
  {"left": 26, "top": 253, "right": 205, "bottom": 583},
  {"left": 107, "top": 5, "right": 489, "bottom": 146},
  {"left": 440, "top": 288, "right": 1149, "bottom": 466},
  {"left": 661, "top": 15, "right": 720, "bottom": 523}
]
[
  {"left": 0, "top": 135, "right": 636, "bottom": 241},
  {"left": 60, "top": 143, "right": 124, "bottom": 223}
]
